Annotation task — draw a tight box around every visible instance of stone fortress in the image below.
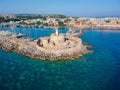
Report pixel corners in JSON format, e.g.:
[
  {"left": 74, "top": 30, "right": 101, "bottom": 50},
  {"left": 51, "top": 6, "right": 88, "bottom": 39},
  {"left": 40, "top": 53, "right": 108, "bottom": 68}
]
[
  {"left": 37, "top": 28, "right": 84, "bottom": 50},
  {"left": 0, "top": 29, "right": 92, "bottom": 61}
]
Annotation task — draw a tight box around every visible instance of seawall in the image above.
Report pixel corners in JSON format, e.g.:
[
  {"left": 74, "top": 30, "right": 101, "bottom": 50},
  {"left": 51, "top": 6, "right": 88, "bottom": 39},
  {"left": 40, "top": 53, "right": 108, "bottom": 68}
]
[{"left": 0, "top": 31, "right": 92, "bottom": 61}]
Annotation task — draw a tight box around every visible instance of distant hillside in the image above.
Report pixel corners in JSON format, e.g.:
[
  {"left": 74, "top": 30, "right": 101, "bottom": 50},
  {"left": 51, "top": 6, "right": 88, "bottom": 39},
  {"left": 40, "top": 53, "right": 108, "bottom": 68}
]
[{"left": 16, "top": 14, "right": 67, "bottom": 19}]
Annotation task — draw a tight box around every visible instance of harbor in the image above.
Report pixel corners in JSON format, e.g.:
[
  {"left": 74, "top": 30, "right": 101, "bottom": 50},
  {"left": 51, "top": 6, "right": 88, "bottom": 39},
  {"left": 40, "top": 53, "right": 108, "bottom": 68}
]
[
  {"left": 0, "top": 0, "right": 120, "bottom": 89},
  {"left": 0, "top": 28, "right": 120, "bottom": 90},
  {"left": 0, "top": 28, "right": 92, "bottom": 61}
]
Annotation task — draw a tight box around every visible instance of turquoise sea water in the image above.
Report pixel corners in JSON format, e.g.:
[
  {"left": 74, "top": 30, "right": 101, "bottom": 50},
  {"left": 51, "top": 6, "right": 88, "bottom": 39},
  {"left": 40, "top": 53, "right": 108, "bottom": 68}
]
[{"left": 0, "top": 27, "right": 120, "bottom": 90}]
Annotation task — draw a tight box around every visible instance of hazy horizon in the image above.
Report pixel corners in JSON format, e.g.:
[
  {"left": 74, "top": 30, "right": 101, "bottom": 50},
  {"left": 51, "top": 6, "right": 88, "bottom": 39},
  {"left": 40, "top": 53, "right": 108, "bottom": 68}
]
[
  {"left": 0, "top": 0, "right": 120, "bottom": 17},
  {"left": 0, "top": 13, "right": 120, "bottom": 18}
]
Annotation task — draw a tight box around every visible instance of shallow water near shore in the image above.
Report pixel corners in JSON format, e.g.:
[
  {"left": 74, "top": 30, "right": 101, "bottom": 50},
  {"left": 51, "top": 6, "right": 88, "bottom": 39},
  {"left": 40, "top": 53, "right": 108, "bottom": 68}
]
[{"left": 0, "top": 27, "right": 120, "bottom": 90}]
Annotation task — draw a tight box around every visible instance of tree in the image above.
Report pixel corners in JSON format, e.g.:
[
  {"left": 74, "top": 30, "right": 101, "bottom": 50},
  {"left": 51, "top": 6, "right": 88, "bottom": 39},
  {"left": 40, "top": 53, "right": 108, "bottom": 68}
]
[
  {"left": 105, "top": 20, "right": 111, "bottom": 23},
  {"left": 43, "top": 23, "right": 48, "bottom": 26},
  {"left": 43, "top": 16, "right": 47, "bottom": 21},
  {"left": 37, "top": 21, "right": 42, "bottom": 25},
  {"left": 116, "top": 21, "right": 119, "bottom": 24},
  {"left": 58, "top": 21, "right": 66, "bottom": 27}
]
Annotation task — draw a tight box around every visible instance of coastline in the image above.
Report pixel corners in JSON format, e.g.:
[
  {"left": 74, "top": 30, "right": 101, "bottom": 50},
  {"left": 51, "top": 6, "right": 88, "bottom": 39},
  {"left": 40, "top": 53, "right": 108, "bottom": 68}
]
[
  {"left": 68, "top": 25, "right": 120, "bottom": 30},
  {"left": 1, "top": 24, "right": 120, "bottom": 30},
  {"left": 0, "top": 30, "right": 92, "bottom": 61}
]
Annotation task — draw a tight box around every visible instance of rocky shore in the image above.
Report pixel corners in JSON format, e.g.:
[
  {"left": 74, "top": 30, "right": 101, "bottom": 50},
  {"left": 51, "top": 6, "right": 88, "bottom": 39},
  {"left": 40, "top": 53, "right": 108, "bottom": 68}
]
[
  {"left": 0, "top": 30, "right": 92, "bottom": 61},
  {"left": 70, "top": 25, "right": 120, "bottom": 30}
]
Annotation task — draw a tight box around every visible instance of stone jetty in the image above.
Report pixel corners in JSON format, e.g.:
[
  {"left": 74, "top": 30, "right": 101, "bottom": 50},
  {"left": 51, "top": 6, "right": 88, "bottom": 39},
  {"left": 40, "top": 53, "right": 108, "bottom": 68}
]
[{"left": 0, "top": 30, "right": 92, "bottom": 61}]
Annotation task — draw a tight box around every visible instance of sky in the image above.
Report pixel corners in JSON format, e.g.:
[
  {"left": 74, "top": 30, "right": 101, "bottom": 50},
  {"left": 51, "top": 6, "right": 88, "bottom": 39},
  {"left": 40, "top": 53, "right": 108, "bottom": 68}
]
[{"left": 0, "top": 0, "right": 120, "bottom": 17}]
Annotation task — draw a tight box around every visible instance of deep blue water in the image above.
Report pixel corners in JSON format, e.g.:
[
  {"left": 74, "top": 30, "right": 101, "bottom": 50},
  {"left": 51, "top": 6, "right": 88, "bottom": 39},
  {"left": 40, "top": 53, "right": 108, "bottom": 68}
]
[
  {"left": 0, "top": 27, "right": 68, "bottom": 39},
  {"left": 0, "top": 27, "right": 120, "bottom": 90}
]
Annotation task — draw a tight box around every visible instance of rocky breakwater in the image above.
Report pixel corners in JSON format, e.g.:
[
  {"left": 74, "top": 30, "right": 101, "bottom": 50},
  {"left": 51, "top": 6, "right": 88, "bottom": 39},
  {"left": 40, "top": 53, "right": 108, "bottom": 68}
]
[{"left": 0, "top": 30, "right": 92, "bottom": 61}]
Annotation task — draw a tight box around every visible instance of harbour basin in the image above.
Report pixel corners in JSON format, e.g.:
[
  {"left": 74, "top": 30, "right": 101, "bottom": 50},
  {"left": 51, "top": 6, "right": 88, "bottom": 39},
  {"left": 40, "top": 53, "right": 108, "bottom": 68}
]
[{"left": 0, "top": 27, "right": 120, "bottom": 90}]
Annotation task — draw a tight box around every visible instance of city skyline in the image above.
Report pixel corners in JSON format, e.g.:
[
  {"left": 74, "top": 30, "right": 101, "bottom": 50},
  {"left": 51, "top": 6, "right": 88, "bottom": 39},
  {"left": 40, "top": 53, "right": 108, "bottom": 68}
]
[{"left": 0, "top": 0, "right": 120, "bottom": 17}]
